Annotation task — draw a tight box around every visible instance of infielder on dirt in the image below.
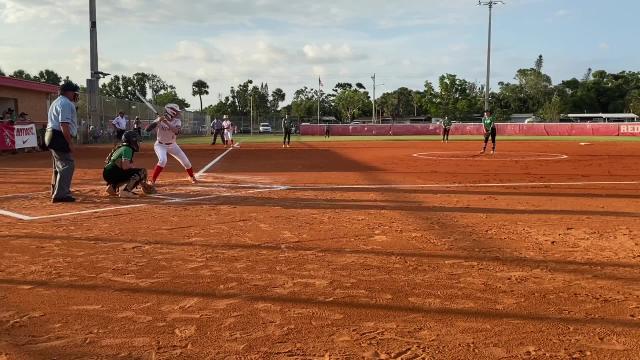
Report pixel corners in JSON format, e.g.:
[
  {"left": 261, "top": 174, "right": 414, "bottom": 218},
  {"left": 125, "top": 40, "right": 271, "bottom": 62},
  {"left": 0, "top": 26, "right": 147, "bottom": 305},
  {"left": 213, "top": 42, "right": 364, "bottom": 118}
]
[
  {"left": 103, "top": 130, "right": 156, "bottom": 198},
  {"left": 481, "top": 110, "right": 497, "bottom": 155},
  {"left": 146, "top": 103, "right": 197, "bottom": 185}
]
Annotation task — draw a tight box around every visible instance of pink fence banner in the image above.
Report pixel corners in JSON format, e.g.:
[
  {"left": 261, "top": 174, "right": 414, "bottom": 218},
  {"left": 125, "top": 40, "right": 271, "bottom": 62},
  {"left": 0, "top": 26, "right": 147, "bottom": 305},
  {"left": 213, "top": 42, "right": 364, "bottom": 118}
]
[
  {"left": 0, "top": 123, "right": 15, "bottom": 150},
  {"left": 301, "top": 123, "right": 640, "bottom": 137}
]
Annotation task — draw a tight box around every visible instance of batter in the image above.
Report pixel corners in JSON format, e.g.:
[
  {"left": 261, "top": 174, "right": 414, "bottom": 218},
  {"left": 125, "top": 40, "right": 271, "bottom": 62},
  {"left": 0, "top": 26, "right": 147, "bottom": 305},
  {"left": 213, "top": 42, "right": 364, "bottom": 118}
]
[{"left": 146, "top": 103, "right": 197, "bottom": 185}]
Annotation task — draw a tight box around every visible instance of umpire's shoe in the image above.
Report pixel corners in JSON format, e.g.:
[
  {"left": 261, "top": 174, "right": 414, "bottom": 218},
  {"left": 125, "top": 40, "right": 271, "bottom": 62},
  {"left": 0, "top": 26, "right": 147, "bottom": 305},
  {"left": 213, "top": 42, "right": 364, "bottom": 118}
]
[{"left": 52, "top": 196, "right": 76, "bottom": 203}]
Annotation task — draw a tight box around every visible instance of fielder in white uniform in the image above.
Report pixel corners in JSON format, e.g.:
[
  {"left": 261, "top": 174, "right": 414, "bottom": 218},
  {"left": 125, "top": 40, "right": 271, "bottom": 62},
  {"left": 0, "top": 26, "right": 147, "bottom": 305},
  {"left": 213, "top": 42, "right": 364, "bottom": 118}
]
[
  {"left": 222, "top": 115, "right": 234, "bottom": 148},
  {"left": 145, "top": 103, "right": 197, "bottom": 185}
]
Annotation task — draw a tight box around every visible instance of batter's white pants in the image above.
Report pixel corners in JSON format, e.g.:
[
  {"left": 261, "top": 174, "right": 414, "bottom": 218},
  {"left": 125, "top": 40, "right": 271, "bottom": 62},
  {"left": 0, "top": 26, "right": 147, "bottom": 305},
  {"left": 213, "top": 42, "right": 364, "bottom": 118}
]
[
  {"left": 154, "top": 142, "right": 192, "bottom": 169},
  {"left": 224, "top": 130, "right": 234, "bottom": 142}
]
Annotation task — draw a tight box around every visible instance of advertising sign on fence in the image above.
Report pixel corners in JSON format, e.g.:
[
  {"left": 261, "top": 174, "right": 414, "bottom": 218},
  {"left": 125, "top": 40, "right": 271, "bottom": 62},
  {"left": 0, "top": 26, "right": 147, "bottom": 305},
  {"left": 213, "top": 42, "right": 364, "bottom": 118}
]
[
  {"left": 13, "top": 124, "right": 37, "bottom": 149},
  {"left": 0, "top": 123, "right": 38, "bottom": 150}
]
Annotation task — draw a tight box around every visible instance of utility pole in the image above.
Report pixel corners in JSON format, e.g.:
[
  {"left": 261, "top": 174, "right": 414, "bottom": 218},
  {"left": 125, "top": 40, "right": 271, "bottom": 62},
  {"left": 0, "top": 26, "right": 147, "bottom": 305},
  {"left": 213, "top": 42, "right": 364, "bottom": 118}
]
[
  {"left": 88, "top": 0, "right": 109, "bottom": 132},
  {"left": 478, "top": 0, "right": 504, "bottom": 111},
  {"left": 371, "top": 74, "right": 384, "bottom": 124},
  {"left": 371, "top": 74, "right": 376, "bottom": 124}
]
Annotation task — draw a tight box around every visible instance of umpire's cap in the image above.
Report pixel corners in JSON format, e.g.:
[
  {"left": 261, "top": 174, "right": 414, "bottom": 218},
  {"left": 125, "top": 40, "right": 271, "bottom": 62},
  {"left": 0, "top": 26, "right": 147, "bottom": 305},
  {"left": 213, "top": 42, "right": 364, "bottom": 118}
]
[
  {"left": 122, "top": 130, "right": 140, "bottom": 152},
  {"left": 60, "top": 81, "right": 80, "bottom": 94}
]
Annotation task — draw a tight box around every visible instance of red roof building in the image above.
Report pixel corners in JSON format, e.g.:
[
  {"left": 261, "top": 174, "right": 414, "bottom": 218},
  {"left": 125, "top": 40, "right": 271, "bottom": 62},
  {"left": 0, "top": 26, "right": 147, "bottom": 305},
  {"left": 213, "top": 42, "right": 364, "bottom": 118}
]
[{"left": 0, "top": 76, "right": 60, "bottom": 123}]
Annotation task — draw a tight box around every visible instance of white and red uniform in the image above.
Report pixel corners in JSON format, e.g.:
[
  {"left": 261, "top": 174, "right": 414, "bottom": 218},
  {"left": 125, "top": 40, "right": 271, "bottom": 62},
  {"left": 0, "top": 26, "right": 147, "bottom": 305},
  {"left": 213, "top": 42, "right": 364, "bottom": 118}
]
[
  {"left": 150, "top": 116, "right": 195, "bottom": 183},
  {"left": 223, "top": 119, "right": 234, "bottom": 145}
]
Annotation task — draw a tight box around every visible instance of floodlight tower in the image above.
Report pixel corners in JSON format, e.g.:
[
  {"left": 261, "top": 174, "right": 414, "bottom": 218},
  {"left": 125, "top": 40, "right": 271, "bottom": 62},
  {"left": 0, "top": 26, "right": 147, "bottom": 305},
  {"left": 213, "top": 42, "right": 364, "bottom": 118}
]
[
  {"left": 478, "top": 0, "right": 504, "bottom": 111},
  {"left": 371, "top": 74, "right": 384, "bottom": 123}
]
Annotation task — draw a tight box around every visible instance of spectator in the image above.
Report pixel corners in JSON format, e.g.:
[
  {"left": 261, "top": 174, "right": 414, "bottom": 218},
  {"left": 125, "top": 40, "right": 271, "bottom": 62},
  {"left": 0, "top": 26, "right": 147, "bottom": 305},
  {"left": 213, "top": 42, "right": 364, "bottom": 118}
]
[
  {"left": 111, "top": 111, "right": 127, "bottom": 143},
  {"left": 4, "top": 108, "right": 16, "bottom": 125},
  {"left": 37, "top": 124, "right": 47, "bottom": 151},
  {"left": 18, "top": 112, "right": 30, "bottom": 122}
]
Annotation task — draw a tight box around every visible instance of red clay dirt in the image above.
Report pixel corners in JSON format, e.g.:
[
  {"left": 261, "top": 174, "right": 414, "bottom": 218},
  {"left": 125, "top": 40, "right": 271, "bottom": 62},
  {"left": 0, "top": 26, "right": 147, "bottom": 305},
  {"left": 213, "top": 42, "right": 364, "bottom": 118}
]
[{"left": 1, "top": 140, "right": 640, "bottom": 359}]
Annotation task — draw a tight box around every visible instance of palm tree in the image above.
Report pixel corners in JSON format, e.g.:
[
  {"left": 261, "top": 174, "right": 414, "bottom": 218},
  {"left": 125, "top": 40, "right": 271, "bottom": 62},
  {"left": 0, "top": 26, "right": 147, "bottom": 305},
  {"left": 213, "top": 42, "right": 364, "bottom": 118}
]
[{"left": 192, "top": 79, "right": 210, "bottom": 112}]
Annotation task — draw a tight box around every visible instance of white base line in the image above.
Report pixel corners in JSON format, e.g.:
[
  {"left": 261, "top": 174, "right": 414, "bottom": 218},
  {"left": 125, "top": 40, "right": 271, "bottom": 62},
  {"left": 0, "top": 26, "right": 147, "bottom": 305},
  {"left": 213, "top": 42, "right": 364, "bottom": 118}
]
[
  {"left": 283, "top": 181, "right": 640, "bottom": 190},
  {"left": 29, "top": 204, "right": 147, "bottom": 220},
  {"left": 0, "top": 209, "right": 33, "bottom": 221},
  {"left": 195, "top": 143, "right": 240, "bottom": 178}
]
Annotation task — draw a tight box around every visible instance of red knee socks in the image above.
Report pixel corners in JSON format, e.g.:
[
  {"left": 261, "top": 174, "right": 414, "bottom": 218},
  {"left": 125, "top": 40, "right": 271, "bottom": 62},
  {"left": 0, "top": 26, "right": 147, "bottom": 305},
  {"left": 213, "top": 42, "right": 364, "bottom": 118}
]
[
  {"left": 151, "top": 165, "right": 164, "bottom": 183},
  {"left": 186, "top": 168, "right": 195, "bottom": 178}
]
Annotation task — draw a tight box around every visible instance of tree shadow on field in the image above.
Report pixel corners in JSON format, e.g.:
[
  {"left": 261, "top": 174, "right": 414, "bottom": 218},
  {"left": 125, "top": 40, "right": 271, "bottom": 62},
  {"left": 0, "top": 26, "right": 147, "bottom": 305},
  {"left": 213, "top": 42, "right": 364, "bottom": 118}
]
[
  {"left": 216, "top": 148, "right": 380, "bottom": 173},
  {"left": 2, "top": 233, "right": 640, "bottom": 282},
  {"left": 0, "top": 277, "right": 639, "bottom": 330},
  {"left": 162, "top": 194, "right": 640, "bottom": 219},
  {"left": 284, "top": 186, "right": 640, "bottom": 200}
]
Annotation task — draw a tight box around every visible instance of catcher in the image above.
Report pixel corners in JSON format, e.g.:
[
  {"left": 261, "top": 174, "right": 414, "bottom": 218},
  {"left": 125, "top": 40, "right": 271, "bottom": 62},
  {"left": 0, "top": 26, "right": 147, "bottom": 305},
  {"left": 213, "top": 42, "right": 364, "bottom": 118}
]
[{"left": 103, "top": 130, "right": 156, "bottom": 198}]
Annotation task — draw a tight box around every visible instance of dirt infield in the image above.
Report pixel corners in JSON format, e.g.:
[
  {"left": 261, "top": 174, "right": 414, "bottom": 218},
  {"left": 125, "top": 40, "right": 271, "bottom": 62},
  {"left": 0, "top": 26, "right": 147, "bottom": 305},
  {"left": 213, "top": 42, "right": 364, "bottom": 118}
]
[{"left": 1, "top": 140, "right": 640, "bottom": 359}]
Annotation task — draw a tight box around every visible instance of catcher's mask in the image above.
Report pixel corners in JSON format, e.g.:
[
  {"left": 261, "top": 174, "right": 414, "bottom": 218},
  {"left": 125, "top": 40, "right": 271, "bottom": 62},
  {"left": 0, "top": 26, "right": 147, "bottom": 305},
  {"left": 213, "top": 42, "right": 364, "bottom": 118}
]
[{"left": 121, "top": 130, "right": 140, "bottom": 152}]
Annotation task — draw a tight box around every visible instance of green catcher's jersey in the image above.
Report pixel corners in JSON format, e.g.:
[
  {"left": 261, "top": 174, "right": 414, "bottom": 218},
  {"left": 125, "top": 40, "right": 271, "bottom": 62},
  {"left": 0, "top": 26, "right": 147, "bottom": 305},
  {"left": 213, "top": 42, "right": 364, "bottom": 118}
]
[
  {"left": 105, "top": 145, "right": 134, "bottom": 168},
  {"left": 483, "top": 116, "right": 496, "bottom": 131}
]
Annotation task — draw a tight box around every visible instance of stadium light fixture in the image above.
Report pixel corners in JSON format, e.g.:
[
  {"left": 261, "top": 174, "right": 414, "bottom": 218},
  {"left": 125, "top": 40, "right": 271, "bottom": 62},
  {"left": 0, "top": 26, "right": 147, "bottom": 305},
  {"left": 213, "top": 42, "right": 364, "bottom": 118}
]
[{"left": 478, "top": 0, "right": 505, "bottom": 111}]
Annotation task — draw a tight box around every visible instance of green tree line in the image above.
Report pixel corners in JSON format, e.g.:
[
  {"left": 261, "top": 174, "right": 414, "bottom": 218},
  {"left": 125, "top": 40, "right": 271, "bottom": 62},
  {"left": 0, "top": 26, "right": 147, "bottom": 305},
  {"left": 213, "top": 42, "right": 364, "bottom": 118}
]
[{"left": 4, "top": 55, "right": 639, "bottom": 122}]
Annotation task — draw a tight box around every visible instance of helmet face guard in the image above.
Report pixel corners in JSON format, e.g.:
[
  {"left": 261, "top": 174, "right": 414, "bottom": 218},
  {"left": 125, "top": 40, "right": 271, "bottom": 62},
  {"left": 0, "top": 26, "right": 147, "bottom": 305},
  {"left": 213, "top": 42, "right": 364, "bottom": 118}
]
[
  {"left": 164, "top": 103, "right": 181, "bottom": 120},
  {"left": 121, "top": 130, "right": 140, "bottom": 152}
]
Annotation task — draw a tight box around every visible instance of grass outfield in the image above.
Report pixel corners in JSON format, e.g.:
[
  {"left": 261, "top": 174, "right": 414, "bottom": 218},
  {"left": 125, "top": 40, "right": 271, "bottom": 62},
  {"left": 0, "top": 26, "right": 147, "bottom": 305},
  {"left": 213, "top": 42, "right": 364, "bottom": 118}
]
[{"left": 179, "top": 134, "right": 640, "bottom": 144}]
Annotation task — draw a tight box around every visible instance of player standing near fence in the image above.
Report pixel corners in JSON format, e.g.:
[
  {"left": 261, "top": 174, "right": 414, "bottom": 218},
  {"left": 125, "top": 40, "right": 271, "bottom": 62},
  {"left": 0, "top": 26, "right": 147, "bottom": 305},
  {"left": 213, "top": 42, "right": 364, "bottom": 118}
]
[
  {"left": 442, "top": 116, "right": 452, "bottom": 143},
  {"left": 222, "top": 115, "right": 234, "bottom": 148},
  {"left": 480, "top": 110, "right": 497, "bottom": 155},
  {"left": 282, "top": 114, "right": 293, "bottom": 148},
  {"left": 112, "top": 111, "right": 127, "bottom": 144},
  {"left": 146, "top": 103, "right": 197, "bottom": 185}
]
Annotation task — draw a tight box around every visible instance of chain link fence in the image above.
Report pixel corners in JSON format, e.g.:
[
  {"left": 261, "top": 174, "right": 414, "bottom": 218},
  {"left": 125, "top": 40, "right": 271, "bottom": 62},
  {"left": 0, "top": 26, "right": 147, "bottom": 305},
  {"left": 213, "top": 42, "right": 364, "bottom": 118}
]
[{"left": 75, "top": 92, "right": 208, "bottom": 144}]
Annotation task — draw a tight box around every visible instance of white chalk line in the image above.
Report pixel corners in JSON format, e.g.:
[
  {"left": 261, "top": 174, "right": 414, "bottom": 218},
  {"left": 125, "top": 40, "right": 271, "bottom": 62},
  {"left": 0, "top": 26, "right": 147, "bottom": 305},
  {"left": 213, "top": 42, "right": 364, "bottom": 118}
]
[
  {"left": 280, "top": 181, "right": 640, "bottom": 190},
  {"left": 0, "top": 186, "right": 286, "bottom": 221},
  {"left": 0, "top": 209, "right": 33, "bottom": 221},
  {"left": 195, "top": 143, "right": 241, "bottom": 178},
  {"left": 413, "top": 151, "right": 569, "bottom": 161}
]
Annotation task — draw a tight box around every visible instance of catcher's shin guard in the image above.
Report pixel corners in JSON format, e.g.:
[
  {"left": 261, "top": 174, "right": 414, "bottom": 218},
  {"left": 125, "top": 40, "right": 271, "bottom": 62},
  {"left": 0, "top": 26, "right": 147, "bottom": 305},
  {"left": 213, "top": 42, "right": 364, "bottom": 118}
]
[{"left": 124, "top": 169, "right": 147, "bottom": 192}]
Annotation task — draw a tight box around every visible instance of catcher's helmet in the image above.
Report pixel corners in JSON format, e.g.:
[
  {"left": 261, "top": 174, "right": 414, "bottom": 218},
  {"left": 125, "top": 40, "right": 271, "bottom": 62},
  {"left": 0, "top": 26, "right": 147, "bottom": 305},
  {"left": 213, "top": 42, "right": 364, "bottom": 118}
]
[
  {"left": 165, "top": 103, "right": 181, "bottom": 119},
  {"left": 122, "top": 130, "right": 140, "bottom": 152}
]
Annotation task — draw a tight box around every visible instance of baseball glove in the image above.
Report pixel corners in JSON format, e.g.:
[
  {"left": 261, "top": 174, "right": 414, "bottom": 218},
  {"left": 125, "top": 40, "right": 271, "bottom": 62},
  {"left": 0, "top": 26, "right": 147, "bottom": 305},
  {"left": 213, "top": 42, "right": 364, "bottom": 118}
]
[{"left": 141, "top": 182, "right": 157, "bottom": 195}]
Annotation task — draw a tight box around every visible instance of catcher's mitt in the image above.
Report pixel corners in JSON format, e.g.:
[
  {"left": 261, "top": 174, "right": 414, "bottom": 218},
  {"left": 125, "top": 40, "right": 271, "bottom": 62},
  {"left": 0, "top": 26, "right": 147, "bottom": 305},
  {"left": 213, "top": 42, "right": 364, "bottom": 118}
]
[{"left": 141, "top": 182, "right": 157, "bottom": 195}]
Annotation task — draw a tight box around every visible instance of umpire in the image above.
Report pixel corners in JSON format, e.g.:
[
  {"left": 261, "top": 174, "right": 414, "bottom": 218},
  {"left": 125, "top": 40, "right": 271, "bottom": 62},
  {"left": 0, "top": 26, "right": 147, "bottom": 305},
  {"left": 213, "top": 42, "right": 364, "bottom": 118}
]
[
  {"left": 211, "top": 117, "right": 225, "bottom": 145},
  {"left": 45, "top": 81, "right": 79, "bottom": 203}
]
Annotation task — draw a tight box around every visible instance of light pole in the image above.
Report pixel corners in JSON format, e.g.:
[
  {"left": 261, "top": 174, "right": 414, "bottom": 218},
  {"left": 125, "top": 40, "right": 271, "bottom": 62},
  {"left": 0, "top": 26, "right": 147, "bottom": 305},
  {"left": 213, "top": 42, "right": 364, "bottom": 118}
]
[
  {"left": 371, "top": 74, "right": 384, "bottom": 124},
  {"left": 478, "top": 0, "right": 504, "bottom": 111}
]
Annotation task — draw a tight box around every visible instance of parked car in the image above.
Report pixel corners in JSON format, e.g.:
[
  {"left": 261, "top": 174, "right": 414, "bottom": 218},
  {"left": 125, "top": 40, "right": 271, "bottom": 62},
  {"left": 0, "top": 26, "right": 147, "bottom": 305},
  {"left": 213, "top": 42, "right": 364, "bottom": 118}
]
[
  {"left": 259, "top": 123, "right": 272, "bottom": 133},
  {"left": 239, "top": 125, "right": 251, "bottom": 134}
]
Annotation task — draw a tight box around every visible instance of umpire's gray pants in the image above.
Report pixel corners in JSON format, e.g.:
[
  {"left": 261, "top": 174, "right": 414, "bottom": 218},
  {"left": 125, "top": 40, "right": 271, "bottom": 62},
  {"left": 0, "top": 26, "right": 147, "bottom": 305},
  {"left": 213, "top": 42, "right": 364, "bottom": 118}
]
[{"left": 50, "top": 149, "right": 75, "bottom": 199}]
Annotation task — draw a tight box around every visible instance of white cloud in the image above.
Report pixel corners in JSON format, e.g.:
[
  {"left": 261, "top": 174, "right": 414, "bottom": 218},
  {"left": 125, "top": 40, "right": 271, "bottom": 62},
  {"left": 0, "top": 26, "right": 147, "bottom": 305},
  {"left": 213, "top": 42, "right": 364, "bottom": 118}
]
[{"left": 302, "top": 44, "right": 366, "bottom": 64}]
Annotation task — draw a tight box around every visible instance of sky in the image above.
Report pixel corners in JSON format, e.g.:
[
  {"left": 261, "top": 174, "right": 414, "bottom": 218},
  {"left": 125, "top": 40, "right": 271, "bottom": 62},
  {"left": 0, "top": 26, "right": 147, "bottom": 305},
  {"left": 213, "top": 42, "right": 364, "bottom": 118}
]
[{"left": 0, "top": 0, "right": 637, "bottom": 110}]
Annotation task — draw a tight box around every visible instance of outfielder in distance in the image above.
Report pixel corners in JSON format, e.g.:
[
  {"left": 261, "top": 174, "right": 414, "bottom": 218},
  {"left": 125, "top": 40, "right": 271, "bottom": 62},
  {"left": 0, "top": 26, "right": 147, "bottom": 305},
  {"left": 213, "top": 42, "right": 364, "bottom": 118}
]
[{"left": 145, "top": 103, "right": 198, "bottom": 185}]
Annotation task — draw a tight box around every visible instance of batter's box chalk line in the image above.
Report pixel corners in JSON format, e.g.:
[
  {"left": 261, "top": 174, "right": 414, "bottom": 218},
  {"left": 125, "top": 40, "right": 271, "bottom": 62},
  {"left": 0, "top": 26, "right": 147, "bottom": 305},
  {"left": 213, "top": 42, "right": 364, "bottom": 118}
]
[
  {"left": 0, "top": 184, "right": 287, "bottom": 221},
  {"left": 412, "top": 151, "right": 569, "bottom": 161}
]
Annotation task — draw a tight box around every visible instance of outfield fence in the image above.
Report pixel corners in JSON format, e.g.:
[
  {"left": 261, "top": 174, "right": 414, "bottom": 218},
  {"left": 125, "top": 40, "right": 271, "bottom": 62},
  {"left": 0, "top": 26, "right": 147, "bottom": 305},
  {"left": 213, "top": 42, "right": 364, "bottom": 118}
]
[{"left": 300, "top": 123, "right": 640, "bottom": 137}]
